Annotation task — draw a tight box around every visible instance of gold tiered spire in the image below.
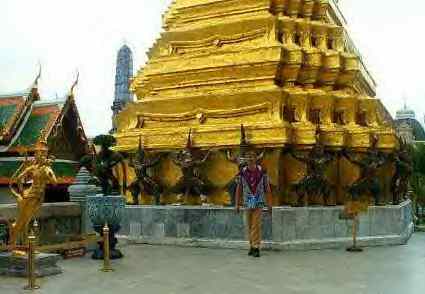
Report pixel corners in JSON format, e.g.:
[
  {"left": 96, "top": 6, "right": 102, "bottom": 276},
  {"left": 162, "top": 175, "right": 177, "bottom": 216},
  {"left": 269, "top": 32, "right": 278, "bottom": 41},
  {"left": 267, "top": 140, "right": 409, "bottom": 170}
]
[{"left": 115, "top": 0, "right": 395, "bottom": 152}]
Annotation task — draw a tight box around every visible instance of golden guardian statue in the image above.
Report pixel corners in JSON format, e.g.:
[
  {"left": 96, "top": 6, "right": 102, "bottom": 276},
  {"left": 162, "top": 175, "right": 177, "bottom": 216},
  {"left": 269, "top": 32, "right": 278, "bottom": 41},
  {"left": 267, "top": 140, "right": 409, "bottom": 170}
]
[{"left": 8, "top": 138, "right": 57, "bottom": 252}]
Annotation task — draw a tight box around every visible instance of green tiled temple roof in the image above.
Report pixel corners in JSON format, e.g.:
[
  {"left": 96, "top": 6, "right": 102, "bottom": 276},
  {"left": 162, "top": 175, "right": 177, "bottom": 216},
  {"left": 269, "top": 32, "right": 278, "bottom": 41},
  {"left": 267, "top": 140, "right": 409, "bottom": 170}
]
[
  {"left": 0, "top": 82, "right": 89, "bottom": 187},
  {"left": 0, "top": 160, "right": 20, "bottom": 178},
  {"left": 0, "top": 159, "right": 79, "bottom": 183},
  {"left": 0, "top": 104, "right": 18, "bottom": 130},
  {"left": 12, "top": 113, "right": 50, "bottom": 147},
  {"left": 52, "top": 161, "right": 79, "bottom": 178},
  {"left": 5, "top": 100, "right": 63, "bottom": 152}
]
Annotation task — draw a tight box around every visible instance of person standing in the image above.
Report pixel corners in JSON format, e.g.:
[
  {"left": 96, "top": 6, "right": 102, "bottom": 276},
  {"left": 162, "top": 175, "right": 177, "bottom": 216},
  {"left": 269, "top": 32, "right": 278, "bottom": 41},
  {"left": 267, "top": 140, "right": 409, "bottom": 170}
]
[{"left": 235, "top": 151, "right": 273, "bottom": 257}]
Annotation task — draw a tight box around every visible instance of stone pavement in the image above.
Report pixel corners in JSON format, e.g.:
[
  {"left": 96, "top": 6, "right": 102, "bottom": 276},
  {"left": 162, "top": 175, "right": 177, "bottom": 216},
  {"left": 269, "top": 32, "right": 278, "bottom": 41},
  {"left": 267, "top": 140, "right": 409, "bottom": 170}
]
[{"left": 1, "top": 233, "right": 424, "bottom": 294}]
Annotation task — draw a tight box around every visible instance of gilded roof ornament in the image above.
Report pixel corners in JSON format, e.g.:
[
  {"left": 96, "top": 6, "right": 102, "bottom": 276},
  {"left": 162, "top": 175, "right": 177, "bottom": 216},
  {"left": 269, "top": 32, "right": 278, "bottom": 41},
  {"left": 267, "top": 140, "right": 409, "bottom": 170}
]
[
  {"left": 69, "top": 71, "right": 79, "bottom": 98},
  {"left": 29, "top": 63, "right": 42, "bottom": 101},
  {"left": 32, "top": 64, "right": 42, "bottom": 89}
]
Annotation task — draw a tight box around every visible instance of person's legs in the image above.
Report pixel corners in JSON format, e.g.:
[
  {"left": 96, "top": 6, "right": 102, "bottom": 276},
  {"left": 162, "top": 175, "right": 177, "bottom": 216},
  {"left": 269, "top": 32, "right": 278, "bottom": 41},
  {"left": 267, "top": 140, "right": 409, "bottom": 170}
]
[
  {"left": 246, "top": 209, "right": 253, "bottom": 254},
  {"left": 251, "top": 208, "right": 262, "bottom": 257}
]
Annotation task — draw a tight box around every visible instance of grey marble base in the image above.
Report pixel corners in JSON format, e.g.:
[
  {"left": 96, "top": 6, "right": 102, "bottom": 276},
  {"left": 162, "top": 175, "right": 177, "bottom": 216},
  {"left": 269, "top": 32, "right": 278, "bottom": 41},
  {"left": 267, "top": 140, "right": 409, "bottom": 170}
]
[
  {"left": 0, "top": 252, "right": 62, "bottom": 277},
  {"left": 0, "top": 203, "right": 82, "bottom": 245},
  {"left": 113, "top": 200, "right": 414, "bottom": 251}
]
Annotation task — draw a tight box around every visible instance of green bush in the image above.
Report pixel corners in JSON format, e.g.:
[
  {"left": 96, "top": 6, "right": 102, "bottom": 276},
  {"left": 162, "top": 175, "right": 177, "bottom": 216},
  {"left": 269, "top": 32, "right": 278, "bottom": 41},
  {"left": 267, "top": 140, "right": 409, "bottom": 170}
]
[
  {"left": 411, "top": 143, "right": 425, "bottom": 223},
  {"left": 93, "top": 135, "right": 116, "bottom": 148}
]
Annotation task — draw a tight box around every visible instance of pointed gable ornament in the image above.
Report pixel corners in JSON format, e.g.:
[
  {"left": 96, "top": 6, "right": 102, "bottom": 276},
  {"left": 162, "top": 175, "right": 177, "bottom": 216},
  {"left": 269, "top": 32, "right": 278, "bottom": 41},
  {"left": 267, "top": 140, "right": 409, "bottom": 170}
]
[
  {"left": 69, "top": 71, "right": 79, "bottom": 99},
  {"left": 30, "top": 64, "right": 42, "bottom": 101}
]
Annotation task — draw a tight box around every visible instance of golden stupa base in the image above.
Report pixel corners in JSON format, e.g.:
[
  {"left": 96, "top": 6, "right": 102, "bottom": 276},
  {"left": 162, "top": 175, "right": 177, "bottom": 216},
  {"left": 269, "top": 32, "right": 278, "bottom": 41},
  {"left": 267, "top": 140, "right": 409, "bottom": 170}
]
[
  {"left": 319, "top": 125, "right": 346, "bottom": 148},
  {"left": 112, "top": 0, "right": 399, "bottom": 208},
  {"left": 291, "top": 123, "right": 317, "bottom": 145}
]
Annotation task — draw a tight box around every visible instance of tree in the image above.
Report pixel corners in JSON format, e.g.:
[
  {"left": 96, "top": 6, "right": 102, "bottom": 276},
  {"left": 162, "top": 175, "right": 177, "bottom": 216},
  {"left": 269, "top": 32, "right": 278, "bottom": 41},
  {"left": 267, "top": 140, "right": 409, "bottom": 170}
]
[
  {"left": 80, "top": 135, "right": 123, "bottom": 195},
  {"left": 411, "top": 143, "right": 425, "bottom": 223}
]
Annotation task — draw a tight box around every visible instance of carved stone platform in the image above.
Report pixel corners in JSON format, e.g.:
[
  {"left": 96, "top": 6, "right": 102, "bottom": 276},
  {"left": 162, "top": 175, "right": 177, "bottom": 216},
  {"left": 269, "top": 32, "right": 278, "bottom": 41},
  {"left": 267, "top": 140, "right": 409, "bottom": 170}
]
[
  {"left": 0, "top": 252, "right": 62, "bottom": 277},
  {"left": 117, "top": 200, "right": 414, "bottom": 251}
]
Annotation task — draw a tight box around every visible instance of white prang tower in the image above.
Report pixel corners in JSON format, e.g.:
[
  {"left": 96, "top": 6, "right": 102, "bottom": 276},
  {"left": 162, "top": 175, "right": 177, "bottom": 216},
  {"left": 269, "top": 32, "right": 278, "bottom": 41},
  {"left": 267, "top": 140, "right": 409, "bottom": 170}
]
[{"left": 111, "top": 44, "right": 133, "bottom": 130}]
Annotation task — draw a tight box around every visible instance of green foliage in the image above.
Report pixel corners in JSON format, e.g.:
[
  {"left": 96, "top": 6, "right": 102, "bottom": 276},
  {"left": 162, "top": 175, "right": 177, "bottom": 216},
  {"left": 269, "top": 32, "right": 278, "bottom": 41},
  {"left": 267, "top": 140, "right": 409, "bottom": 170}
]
[
  {"left": 0, "top": 223, "right": 8, "bottom": 246},
  {"left": 396, "top": 118, "right": 425, "bottom": 141},
  {"left": 85, "top": 134, "right": 122, "bottom": 195},
  {"left": 80, "top": 154, "right": 94, "bottom": 170},
  {"left": 411, "top": 174, "right": 425, "bottom": 205},
  {"left": 93, "top": 134, "right": 116, "bottom": 148},
  {"left": 411, "top": 143, "right": 425, "bottom": 222},
  {"left": 412, "top": 144, "right": 425, "bottom": 175}
]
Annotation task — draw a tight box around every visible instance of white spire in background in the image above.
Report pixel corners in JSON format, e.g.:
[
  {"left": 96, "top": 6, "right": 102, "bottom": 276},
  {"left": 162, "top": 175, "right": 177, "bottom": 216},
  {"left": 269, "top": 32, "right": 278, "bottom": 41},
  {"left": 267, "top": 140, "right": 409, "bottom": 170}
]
[{"left": 396, "top": 92, "right": 415, "bottom": 120}]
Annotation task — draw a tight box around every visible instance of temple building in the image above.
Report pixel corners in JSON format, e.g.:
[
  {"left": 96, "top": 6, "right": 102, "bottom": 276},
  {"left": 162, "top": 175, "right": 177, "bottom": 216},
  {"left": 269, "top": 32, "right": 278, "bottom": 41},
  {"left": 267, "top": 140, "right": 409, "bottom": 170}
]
[
  {"left": 0, "top": 74, "right": 89, "bottom": 203},
  {"left": 113, "top": 0, "right": 399, "bottom": 206},
  {"left": 111, "top": 44, "right": 134, "bottom": 131},
  {"left": 394, "top": 103, "right": 425, "bottom": 144}
]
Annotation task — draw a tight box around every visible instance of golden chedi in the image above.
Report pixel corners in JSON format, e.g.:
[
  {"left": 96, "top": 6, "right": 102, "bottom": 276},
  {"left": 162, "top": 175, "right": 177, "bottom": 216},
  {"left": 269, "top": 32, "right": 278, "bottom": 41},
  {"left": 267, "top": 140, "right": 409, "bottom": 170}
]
[{"left": 114, "top": 0, "right": 397, "bottom": 206}]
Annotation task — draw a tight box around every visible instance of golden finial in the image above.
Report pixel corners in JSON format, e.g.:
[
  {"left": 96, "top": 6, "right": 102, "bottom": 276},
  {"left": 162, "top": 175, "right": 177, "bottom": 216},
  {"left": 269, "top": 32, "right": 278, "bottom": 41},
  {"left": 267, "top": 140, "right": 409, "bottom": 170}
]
[
  {"left": 32, "top": 63, "right": 42, "bottom": 89},
  {"left": 69, "top": 70, "right": 79, "bottom": 98},
  {"left": 29, "top": 63, "right": 42, "bottom": 101}
]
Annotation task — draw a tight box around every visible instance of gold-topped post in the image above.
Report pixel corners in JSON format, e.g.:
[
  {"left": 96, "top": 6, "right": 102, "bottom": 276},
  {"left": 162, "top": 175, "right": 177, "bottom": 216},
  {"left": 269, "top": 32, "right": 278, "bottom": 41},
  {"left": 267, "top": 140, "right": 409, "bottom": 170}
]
[
  {"left": 24, "top": 229, "right": 40, "bottom": 290},
  {"left": 100, "top": 223, "right": 114, "bottom": 272},
  {"left": 33, "top": 219, "right": 40, "bottom": 245}
]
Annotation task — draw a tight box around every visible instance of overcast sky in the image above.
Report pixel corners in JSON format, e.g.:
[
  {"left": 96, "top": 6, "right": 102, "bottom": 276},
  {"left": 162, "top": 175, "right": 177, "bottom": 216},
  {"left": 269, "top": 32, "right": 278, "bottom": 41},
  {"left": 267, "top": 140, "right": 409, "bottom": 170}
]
[{"left": 1, "top": 0, "right": 424, "bottom": 136}]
